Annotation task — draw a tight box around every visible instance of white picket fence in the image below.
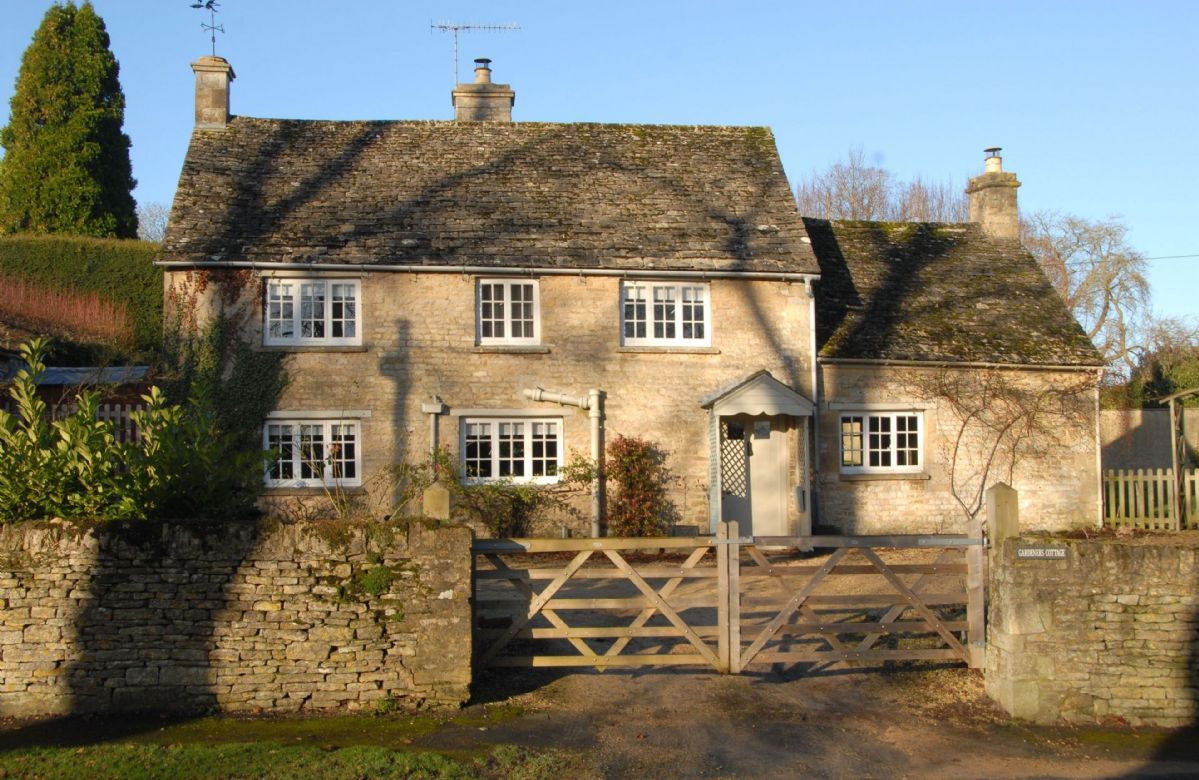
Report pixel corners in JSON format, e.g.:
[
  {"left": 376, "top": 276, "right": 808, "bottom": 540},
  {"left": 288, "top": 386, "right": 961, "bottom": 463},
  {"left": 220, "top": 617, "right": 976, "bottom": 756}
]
[
  {"left": 54, "top": 402, "right": 143, "bottom": 443},
  {"left": 1103, "top": 468, "right": 1198, "bottom": 530}
]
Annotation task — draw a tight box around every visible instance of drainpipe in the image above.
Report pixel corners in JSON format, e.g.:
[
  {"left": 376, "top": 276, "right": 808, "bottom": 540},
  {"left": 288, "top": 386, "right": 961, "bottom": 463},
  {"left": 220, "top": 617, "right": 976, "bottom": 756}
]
[
  {"left": 807, "top": 278, "right": 821, "bottom": 526},
  {"left": 523, "top": 386, "right": 605, "bottom": 537}
]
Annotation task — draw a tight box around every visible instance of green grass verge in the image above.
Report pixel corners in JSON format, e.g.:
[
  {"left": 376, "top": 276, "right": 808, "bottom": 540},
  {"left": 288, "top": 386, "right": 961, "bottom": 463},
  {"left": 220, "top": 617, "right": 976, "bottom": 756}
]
[{"left": 0, "top": 742, "right": 572, "bottom": 780}]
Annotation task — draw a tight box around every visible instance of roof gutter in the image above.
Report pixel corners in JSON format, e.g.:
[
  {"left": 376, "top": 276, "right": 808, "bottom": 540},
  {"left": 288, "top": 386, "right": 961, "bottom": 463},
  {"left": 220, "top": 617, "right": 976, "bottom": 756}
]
[
  {"left": 152, "top": 259, "right": 820, "bottom": 283},
  {"left": 818, "top": 357, "right": 1106, "bottom": 372}
]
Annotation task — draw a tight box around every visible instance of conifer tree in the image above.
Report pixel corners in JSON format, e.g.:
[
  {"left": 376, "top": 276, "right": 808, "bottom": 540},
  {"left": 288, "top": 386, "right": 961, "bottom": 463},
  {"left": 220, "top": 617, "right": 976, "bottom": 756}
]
[{"left": 0, "top": 2, "right": 137, "bottom": 238}]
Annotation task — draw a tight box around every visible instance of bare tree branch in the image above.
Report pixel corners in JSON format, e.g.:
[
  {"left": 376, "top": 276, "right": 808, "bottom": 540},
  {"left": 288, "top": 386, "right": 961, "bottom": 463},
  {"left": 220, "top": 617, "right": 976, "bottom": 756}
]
[
  {"left": 1021, "top": 211, "right": 1150, "bottom": 378},
  {"left": 136, "top": 201, "right": 170, "bottom": 243},
  {"left": 794, "top": 148, "right": 968, "bottom": 222}
]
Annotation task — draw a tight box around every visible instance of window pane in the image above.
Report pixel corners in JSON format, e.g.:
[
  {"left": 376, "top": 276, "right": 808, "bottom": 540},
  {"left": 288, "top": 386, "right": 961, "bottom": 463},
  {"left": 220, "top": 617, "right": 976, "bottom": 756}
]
[
  {"left": 300, "top": 283, "right": 326, "bottom": 339},
  {"left": 299, "top": 424, "right": 325, "bottom": 479},
  {"left": 681, "top": 286, "right": 705, "bottom": 340},
  {"left": 330, "top": 283, "right": 357, "bottom": 339},
  {"left": 498, "top": 422, "right": 525, "bottom": 477},
  {"left": 653, "top": 286, "right": 676, "bottom": 339},
  {"left": 896, "top": 415, "right": 919, "bottom": 467},
  {"left": 840, "top": 416, "right": 863, "bottom": 467},
  {"left": 267, "top": 424, "right": 295, "bottom": 480},
  {"left": 480, "top": 283, "right": 505, "bottom": 340},
  {"left": 267, "top": 283, "right": 295, "bottom": 339},
  {"left": 510, "top": 283, "right": 535, "bottom": 340},
  {"left": 623, "top": 285, "right": 646, "bottom": 339},
  {"left": 531, "top": 421, "right": 558, "bottom": 476},
  {"left": 330, "top": 424, "right": 357, "bottom": 480},
  {"left": 464, "top": 422, "right": 493, "bottom": 477}
]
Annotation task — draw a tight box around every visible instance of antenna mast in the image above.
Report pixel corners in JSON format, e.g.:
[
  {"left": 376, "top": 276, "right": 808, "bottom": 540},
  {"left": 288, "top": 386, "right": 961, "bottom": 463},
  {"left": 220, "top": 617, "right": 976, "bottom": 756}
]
[
  {"left": 430, "top": 22, "right": 520, "bottom": 83},
  {"left": 190, "top": 0, "right": 225, "bottom": 57}
]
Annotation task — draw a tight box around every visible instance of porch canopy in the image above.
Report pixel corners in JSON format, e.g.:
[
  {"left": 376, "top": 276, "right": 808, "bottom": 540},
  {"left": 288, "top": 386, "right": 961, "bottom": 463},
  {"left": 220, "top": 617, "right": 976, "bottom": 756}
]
[{"left": 700, "top": 370, "right": 814, "bottom": 416}]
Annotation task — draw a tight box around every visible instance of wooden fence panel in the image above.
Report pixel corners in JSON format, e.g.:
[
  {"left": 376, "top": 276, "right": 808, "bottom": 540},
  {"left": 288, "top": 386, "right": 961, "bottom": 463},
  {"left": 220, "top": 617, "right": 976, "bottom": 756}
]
[{"left": 1103, "top": 467, "right": 1197, "bottom": 530}]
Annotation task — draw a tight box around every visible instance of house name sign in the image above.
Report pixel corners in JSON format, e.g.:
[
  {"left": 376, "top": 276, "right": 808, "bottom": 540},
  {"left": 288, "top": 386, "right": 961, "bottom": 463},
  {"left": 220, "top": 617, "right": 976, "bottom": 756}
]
[{"left": 1016, "top": 546, "right": 1068, "bottom": 560}]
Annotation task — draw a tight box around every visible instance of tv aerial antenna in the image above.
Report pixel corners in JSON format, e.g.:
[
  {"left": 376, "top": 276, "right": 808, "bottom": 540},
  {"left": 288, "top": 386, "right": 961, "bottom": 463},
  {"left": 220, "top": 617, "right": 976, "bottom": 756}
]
[
  {"left": 190, "top": 0, "right": 225, "bottom": 57},
  {"left": 430, "top": 22, "right": 520, "bottom": 84}
]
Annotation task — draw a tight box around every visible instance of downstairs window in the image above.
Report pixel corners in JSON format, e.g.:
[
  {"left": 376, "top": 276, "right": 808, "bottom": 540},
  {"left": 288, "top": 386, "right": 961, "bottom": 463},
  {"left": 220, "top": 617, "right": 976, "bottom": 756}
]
[
  {"left": 264, "top": 419, "right": 361, "bottom": 487},
  {"left": 839, "top": 412, "right": 922, "bottom": 474},
  {"left": 461, "top": 418, "right": 562, "bottom": 483}
]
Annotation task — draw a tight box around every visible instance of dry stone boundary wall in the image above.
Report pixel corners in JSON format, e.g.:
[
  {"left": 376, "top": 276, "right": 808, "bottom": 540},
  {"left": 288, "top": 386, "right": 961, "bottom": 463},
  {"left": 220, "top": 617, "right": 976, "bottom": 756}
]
[
  {"left": 0, "top": 520, "right": 472, "bottom": 717},
  {"left": 986, "top": 535, "right": 1199, "bottom": 727}
]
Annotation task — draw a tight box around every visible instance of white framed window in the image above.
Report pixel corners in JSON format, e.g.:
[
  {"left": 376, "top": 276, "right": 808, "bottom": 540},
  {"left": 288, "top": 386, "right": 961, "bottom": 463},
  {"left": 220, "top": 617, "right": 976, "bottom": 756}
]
[
  {"left": 264, "top": 278, "right": 361, "bottom": 346},
  {"left": 477, "top": 279, "right": 539, "bottom": 345},
  {"left": 461, "top": 418, "right": 562, "bottom": 484},
  {"left": 621, "top": 282, "right": 710, "bottom": 347},
  {"left": 264, "top": 419, "right": 362, "bottom": 487},
  {"left": 839, "top": 412, "right": 922, "bottom": 474}
]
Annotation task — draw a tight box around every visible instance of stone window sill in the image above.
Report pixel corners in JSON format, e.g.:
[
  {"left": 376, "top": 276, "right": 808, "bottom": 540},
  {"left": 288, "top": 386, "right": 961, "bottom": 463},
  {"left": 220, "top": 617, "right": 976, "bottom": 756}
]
[
  {"left": 255, "top": 345, "right": 369, "bottom": 353},
  {"left": 260, "top": 486, "right": 367, "bottom": 497},
  {"left": 473, "top": 345, "right": 551, "bottom": 354},
  {"left": 618, "top": 347, "right": 721, "bottom": 355},
  {"left": 828, "top": 473, "right": 931, "bottom": 483}
]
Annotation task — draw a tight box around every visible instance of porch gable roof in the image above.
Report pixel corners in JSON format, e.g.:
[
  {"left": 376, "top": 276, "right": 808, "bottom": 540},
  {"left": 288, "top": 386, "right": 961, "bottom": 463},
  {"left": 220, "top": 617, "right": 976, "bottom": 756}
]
[{"left": 700, "top": 370, "right": 815, "bottom": 416}]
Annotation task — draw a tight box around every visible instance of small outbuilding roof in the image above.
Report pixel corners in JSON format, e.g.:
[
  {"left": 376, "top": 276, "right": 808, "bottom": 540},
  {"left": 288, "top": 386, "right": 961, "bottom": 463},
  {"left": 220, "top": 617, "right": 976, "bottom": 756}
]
[
  {"left": 804, "top": 219, "right": 1104, "bottom": 367},
  {"left": 163, "top": 119, "right": 819, "bottom": 275}
]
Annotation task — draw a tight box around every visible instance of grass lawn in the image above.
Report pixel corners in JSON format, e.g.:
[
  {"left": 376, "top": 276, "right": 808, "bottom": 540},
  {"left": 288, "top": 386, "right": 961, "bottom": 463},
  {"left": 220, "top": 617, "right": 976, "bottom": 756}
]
[
  {"left": 0, "top": 708, "right": 584, "bottom": 780},
  {"left": 0, "top": 742, "right": 567, "bottom": 779}
]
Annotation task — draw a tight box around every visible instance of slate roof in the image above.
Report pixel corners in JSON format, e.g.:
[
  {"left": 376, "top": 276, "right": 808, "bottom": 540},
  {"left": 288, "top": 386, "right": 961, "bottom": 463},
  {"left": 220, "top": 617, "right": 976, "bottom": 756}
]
[
  {"left": 805, "top": 219, "right": 1103, "bottom": 367},
  {"left": 163, "top": 119, "right": 818, "bottom": 274}
]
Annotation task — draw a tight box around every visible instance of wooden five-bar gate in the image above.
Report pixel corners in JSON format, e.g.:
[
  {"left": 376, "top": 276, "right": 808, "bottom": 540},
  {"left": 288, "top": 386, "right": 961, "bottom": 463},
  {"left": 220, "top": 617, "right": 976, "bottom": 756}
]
[{"left": 473, "top": 523, "right": 986, "bottom": 673}]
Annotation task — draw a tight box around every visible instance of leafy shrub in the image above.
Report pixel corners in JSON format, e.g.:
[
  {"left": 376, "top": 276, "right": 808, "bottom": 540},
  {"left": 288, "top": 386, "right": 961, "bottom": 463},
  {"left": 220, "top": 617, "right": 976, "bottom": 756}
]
[
  {"left": 605, "top": 434, "right": 675, "bottom": 537},
  {"left": 0, "top": 338, "right": 264, "bottom": 522}
]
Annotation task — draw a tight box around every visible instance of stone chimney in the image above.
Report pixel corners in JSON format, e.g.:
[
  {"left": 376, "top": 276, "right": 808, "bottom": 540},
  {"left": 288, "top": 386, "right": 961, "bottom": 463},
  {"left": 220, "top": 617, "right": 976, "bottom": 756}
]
[
  {"left": 191, "top": 55, "right": 235, "bottom": 129},
  {"left": 966, "top": 147, "right": 1021, "bottom": 240},
  {"left": 452, "top": 58, "right": 515, "bottom": 122}
]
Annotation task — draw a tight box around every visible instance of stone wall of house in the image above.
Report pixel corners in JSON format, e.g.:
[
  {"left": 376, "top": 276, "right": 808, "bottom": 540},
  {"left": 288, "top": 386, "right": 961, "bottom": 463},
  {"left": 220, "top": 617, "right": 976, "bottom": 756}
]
[
  {"left": 1101, "top": 408, "right": 1199, "bottom": 471},
  {"left": 0, "top": 519, "right": 472, "bottom": 718},
  {"left": 166, "top": 269, "right": 814, "bottom": 536},
  {"left": 817, "top": 364, "right": 1100, "bottom": 534},
  {"left": 986, "top": 535, "right": 1199, "bottom": 727}
]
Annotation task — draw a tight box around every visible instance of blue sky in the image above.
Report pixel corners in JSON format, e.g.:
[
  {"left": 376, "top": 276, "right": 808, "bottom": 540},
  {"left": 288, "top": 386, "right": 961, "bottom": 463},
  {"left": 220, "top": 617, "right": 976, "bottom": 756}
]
[{"left": 2, "top": 0, "right": 1196, "bottom": 321}]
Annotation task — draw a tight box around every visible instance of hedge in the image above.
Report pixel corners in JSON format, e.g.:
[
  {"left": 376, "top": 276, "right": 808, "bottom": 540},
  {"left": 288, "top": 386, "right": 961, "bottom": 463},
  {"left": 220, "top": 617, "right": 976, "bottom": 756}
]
[{"left": 0, "top": 234, "right": 162, "bottom": 352}]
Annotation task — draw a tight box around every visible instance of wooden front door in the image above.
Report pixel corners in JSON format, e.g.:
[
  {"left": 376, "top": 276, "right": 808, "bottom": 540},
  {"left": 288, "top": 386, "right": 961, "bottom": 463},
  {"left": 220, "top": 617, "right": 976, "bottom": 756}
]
[{"left": 720, "top": 415, "right": 789, "bottom": 536}]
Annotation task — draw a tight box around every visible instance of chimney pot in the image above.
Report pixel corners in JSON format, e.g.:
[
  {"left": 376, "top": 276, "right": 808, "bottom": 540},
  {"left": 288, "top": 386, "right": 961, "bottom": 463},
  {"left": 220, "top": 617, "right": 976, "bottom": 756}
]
[
  {"left": 191, "top": 55, "right": 235, "bottom": 129},
  {"left": 474, "top": 58, "right": 493, "bottom": 83},
  {"left": 966, "top": 146, "right": 1021, "bottom": 240},
  {"left": 984, "top": 147, "right": 1003, "bottom": 173}
]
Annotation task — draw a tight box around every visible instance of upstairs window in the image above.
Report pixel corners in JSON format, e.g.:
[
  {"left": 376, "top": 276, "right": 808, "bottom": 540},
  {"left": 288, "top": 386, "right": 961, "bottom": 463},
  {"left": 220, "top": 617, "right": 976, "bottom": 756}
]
[
  {"left": 621, "top": 282, "right": 710, "bottom": 347},
  {"left": 477, "top": 279, "right": 539, "bottom": 345},
  {"left": 461, "top": 418, "right": 561, "bottom": 484},
  {"left": 839, "top": 413, "right": 922, "bottom": 474},
  {"left": 264, "top": 419, "right": 361, "bottom": 488},
  {"left": 264, "top": 278, "right": 361, "bottom": 346}
]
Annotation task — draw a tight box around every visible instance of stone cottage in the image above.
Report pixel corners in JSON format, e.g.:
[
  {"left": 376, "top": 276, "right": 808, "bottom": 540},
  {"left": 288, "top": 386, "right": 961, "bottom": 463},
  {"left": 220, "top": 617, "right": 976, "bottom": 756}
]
[{"left": 160, "top": 55, "right": 1103, "bottom": 536}]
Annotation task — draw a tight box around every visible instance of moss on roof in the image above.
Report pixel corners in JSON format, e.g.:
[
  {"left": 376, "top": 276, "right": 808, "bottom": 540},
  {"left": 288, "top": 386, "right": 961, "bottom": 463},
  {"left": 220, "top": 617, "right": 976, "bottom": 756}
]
[{"left": 806, "top": 218, "right": 1103, "bottom": 367}]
